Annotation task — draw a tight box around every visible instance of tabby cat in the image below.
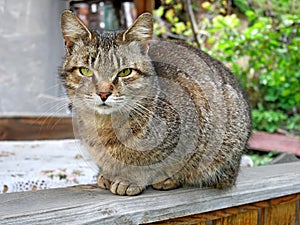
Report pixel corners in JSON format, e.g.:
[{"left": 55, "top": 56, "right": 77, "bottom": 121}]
[{"left": 60, "top": 10, "right": 251, "bottom": 196}]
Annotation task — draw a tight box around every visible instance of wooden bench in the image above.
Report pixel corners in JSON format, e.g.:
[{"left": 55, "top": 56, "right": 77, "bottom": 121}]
[{"left": 1, "top": 162, "right": 299, "bottom": 224}]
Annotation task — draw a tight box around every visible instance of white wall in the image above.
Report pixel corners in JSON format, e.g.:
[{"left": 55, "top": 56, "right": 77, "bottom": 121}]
[{"left": 0, "top": 0, "right": 70, "bottom": 116}]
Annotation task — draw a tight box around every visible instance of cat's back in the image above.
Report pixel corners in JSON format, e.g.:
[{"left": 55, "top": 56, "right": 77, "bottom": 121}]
[
  {"left": 149, "top": 40, "right": 242, "bottom": 93},
  {"left": 148, "top": 39, "right": 251, "bottom": 144}
]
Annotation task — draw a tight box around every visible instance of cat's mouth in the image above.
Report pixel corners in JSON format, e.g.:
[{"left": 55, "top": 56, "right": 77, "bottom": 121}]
[
  {"left": 93, "top": 103, "right": 117, "bottom": 115},
  {"left": 97, "top": 103, "right": 112, "bottom": 108}
]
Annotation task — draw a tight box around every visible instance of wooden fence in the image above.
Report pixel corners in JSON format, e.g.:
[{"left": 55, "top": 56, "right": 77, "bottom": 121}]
[{"left": 1, "top": 162, "right": 299, "bottom": 224}]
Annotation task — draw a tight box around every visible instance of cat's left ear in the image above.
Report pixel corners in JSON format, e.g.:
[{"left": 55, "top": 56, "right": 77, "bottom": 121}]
[
  {"left": 121, "top": 13, "right": 153, "bottom": 42},
  {"left": 61, "top": 10, "right": 93, "bottom": 49}
]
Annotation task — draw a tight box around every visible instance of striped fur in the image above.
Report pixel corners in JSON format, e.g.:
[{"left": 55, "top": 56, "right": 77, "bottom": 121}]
[{"left": 61, "top": 11, "right": 251, "bottom": 196}]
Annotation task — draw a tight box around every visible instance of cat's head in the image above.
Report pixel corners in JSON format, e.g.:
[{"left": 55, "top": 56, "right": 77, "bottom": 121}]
[{"left": 60, "top": 10, "right": 156, "bottom": 115}]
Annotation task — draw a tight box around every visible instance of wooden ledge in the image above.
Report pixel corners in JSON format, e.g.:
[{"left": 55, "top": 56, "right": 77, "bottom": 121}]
[
  {"left": 0, "top": 117, "right": 74, "bottom": 140},
  {"left": 1, "top": 162, "right": 300, "bottom": 224},
  {"left": 1, "top": 117, "right": 299, "bottom": 156}
]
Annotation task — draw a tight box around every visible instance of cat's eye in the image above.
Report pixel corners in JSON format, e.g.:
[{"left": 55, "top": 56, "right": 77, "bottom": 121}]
[
  {"left": 117, "top": 68, "right": 132, "bottom": 77},
  {"left": 79, "top": 67, "right": 93, "bottom": 77}
]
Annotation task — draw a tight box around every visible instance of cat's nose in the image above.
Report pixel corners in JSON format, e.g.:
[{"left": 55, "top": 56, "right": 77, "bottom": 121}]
[{"left": 98, "top": 92, "right": 112, "bottom": 102}]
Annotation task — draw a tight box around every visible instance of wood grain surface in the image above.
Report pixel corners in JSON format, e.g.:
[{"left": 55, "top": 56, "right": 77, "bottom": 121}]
[{"left": 0, "top": 162, "right": 299, "bottom": 224}]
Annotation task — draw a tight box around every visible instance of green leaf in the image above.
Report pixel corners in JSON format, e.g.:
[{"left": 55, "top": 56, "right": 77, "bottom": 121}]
[
  {"left": 233, "top": 0, "right": 251, "bottom": 13},
  {"left": 153, "top": 6, "right": 164, "bottom": 18}
]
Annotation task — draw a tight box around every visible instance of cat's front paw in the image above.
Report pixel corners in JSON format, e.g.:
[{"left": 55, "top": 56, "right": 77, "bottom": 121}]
[
  {"left": 97, "top": 174, "right": 111, "bottom": 190},
  {"left": 110, "top": 178, "right": 144, "bottom": 196},
  {"left": 152, "top": 178, "right": 181, "bottom": 191}
]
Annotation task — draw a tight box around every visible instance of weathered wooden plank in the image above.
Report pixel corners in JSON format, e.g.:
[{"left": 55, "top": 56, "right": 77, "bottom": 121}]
[
  {"left": 0, "top": 117, "right": 74, "bottom": 140},
  {"left": 257, "top": 194, "right": 300, "bottom": 225},
  {"left": 150, "top": 205, "right": 260, "bottom": 225},
  {"left": 149, "top": 194, "right": 300, "bottom": 224},
  {"left": 212, "top": 210, "right": 258, "bottom": 225},
  {"left": 149, "top": 218, "right": 207, "bottom": 225},
  {"left": 248, "top": 131, "right": 300, "bottom": 155},
  {"left": 0, "top": 162, "right": 299, "bottom": 225},
  {"left": 254, "top": 193, "right": 300, "bottom": 209},
  {"left": 296, "top": 199, "right": 300, "bottom": 225},
  {"left": 262, "top": 201, "right": 296, "bottom": 225}
]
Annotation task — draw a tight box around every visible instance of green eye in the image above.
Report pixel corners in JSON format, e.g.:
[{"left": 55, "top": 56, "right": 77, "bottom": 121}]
[
  {"left": 117, "top": 68, "right": 132, "bottom": 77},
  {"left": 79, "top": 67, "right": 93, "bottom": 77}
]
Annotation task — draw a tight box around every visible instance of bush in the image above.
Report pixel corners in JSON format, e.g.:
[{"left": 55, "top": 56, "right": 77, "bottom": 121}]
[{"left": 153, "top": 1, "right": 300, "bottom": 134}]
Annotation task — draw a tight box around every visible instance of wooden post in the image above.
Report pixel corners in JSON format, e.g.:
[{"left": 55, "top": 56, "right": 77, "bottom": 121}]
[{"left": 135, "top": 0, "right": 155, "bottom": 15}]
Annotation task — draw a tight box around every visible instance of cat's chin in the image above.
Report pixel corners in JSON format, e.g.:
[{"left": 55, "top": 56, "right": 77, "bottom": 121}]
[{"left": 94, "top": 105, "right": 117, "bottom": 115}]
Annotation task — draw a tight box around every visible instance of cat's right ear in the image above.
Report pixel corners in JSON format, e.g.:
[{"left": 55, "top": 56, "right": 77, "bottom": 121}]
[
  {"left": 61, "top": 10, "right": 92, "bottom": 50},
  {"left": 121, "top": 13, "right": 153, "bottom": 42}
]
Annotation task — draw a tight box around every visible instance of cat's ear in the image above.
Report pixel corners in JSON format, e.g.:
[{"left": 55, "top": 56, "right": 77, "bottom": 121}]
[
  {"left": 61, "top": 10, "right": 92, "bottom": 49},
  {"left": 121, "top": 13, "right": 153, "bottom": 42}
]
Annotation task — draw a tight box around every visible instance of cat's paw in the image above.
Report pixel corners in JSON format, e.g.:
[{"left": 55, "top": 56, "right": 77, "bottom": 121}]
[
  {"left": 97, "top": 174, "right": 111, "bottom": 190},
  {"left": 110, "top": 178, "right": 144, "bottom": 196},
  {"left": 152, "top": 178, "right": 181, "bottom": 190}
]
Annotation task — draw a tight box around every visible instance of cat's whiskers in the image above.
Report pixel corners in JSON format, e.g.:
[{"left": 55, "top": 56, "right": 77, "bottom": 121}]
[
  {"left": 32, "top": 91, "right": 68, "bottom": 115},
  {"left": 121, "top": 103, "right": 151, "bottom": 122},
  {"left": 133, "top": 98, "right": 174, "bottom": 116},
  {"left": 36, "top": 83, "right": 63, "bottom": 95},
  {"left": 83, "top": 94, "right": 94, "bottom": 102},
  {"left": 120, "top": 105, "right": 151, "bottom": 133},
  {"left": 133, "top": 106, "right": 166, "bottom": 138},
  {"left": 126, "top": 102, "right": 166, "bottom": 137},
  {"left": 112, "top": 95, "right": 126, "bottom": 103},
  {"left": 31, "top": 101, "right": 71, "bottom": 132}
]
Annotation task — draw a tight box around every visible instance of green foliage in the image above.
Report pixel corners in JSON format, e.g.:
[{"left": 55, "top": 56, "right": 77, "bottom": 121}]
[
  {"left": 153, "top": 1, "right": 193, "bottom": 38},
  {"left": 206, "top": 12, "right": 300, "bottom": 133},
  {"left": 153, "top": 1, "right": 300, "bottom": 134},
  {"left": 233, "top": 0, "right": 250, "bottom": 13},
  {"left": 250, "top": 0, "right": 300, "bottom": 16},
  {"left": 249, "top": 151, "right": 280, "bottom": 166},
  {"left": 252, "top": 109, "right": 287, "bottom": 133},
  {"left": 286, "top": 114, "right": 300, "bottom": 131}
]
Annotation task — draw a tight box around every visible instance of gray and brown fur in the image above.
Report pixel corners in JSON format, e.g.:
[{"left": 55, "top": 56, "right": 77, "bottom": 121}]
[{"left": 60, "top": 10, "right": 251, "bottom": 196}]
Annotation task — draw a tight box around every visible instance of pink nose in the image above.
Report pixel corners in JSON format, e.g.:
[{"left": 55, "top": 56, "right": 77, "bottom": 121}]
[{"left": 98, "top": 92, "right": 112, "bottom": 102}]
